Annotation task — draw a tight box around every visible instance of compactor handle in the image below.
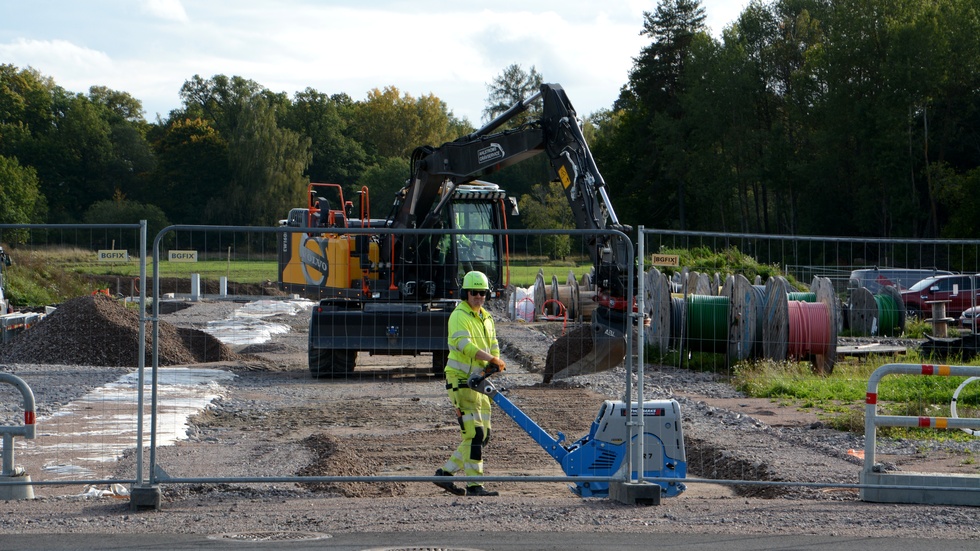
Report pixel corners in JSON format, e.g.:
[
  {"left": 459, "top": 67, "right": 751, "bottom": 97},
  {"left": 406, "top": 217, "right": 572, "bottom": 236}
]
[{"left": 468, "top": 363, "right": 503, "bottom": 397}]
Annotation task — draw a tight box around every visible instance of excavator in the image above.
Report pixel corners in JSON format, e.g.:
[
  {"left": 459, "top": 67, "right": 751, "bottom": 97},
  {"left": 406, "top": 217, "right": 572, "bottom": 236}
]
[{"left": 279, "top": 83, "right": 633, "bottom": 380}]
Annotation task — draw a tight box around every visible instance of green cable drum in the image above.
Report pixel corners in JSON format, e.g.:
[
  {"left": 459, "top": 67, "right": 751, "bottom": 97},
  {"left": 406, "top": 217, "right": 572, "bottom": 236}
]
[
  {"left": 685, "top": 295, "right": 730, "bottom": 354},
  {"left": 873, "top": 292, "right": 902, "bottom": 336},
  {"left": 788, "top": 292, "right": 816, "bottom": 302}
]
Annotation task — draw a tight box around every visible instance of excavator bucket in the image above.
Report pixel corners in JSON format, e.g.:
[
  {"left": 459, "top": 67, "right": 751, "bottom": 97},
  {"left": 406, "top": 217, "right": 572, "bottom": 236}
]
[{"left": 542, "top": 322, "right": 627, "bottom": 383}]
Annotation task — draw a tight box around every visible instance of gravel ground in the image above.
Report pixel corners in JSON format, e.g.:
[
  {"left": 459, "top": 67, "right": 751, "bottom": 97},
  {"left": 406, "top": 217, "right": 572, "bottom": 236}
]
[{"left": 1, "top": 297, "right": 979, "bottom": 541}]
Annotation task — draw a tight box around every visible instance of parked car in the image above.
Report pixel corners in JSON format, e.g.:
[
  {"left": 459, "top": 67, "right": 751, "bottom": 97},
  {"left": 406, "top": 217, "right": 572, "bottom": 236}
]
[
  {"left": 848, "top": 267, "right": 953, "bottom": 294},
  {"left": 959, "top": 306, "right": 980, "bottom": 330},
  {"left": 901, "top": 274, "right": 980, "bottom": 319}
]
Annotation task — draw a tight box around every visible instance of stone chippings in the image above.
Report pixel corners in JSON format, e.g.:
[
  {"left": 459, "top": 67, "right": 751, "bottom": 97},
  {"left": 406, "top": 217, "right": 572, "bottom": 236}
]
[{"left": 0, "top": 295, "right": 239, "bottom": 367}]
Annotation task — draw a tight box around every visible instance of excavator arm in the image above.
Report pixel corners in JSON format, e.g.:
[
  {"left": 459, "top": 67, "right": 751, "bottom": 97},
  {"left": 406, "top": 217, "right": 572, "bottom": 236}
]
[
  {"left": 391, "top": 83, "right": 633, "bottom": 381},
  {"left": 393, "top": 83, "right": 631, "bottom": 294}
]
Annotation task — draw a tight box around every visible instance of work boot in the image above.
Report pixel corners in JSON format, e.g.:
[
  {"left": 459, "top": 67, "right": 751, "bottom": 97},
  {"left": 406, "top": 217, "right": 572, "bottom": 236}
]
[
  {"left": 434, "top": 469, "right": 464, "bottom": 496},
  {"left": 465, "top": 485, "right": 499, "bottom": 497}
]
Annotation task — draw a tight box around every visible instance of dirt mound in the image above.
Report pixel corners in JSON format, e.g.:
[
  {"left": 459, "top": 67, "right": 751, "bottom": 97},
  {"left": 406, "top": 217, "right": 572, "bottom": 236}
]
[{"left": 0, "top": 294, "right": 240, "bottom": 367}]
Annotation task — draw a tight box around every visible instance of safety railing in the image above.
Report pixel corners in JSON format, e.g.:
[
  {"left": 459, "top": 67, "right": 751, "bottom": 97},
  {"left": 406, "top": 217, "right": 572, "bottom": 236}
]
[
  {"left": 0, "top": 373, "right": 37, "bottom": 500},
  {"left": 863, "top": 363, "right": 980, "bottom": 468},
  {"left": 861, "top": 363, "right": 980, "bottom": 505}
]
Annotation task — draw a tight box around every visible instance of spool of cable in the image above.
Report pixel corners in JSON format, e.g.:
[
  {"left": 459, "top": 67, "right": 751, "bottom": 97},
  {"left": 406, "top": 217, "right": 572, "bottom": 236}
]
[
  {"left": 721, "top": 274, "right": 760, "bottom": 361},
  {"left": 566, "top": 271, "right": 580, "bottom": 322},
  {"left": 847, "top": 284, "right": 904, "bottom": 337},
  {"left": 847, "top": 286, "right": 877, "bottom": 335},
  {"left": 788, "top": 292, "right": 816, "bottom": 302},
  {"left": 670, "top": 296, "right": 686, "bottom": 349},
  {"left": 788, "top": 301, "right": 831, "bottom": 357},
  {"left": 762, "top": 276, "right": 791, "bottom": 361},
  {"left": 810, "top": 276, "right": 839, "bottom": 374},
  {"left": 749, "top": 285, "right": 768, "bottom": 357},
  {"left": 643, "top": 267, "right": 672, "bottom": 353},
  {"left": 878, "top": 286, "right": 905, "bottom": 336},
  {"left": 532, "top": 271, "right": 546, "bottom": 321},
  {"left": 685, "top": 294, "right": 730, "bottom": 354}
]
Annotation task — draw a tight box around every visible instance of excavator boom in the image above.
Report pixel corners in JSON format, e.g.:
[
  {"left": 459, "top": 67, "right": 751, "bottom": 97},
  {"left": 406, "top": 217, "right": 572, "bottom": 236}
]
[{"left": 403, "top": 83, "right": 633, "bottom": 381}]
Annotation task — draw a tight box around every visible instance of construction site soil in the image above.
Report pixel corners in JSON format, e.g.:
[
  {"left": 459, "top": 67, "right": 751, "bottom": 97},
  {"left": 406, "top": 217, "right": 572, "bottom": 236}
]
[{"left": 0, "top": 294, "right": 978, "bottom": 540}]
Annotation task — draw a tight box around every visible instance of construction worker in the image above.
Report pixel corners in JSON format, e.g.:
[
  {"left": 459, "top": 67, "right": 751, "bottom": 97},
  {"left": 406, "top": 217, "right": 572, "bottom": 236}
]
[{"left": 434, "top": 270, "right": 505, "bottom": 497}]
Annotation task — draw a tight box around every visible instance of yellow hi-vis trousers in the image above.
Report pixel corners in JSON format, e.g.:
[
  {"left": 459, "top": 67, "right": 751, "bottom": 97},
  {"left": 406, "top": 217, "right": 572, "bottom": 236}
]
[{"left": 441, "top": 370, "right": 492, "bottom": 486}]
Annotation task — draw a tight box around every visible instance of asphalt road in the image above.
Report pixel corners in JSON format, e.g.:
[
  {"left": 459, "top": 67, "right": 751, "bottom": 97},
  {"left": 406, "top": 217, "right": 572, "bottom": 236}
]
[{"left": 4, "top": 531, "right": 978, "bottom": 551}]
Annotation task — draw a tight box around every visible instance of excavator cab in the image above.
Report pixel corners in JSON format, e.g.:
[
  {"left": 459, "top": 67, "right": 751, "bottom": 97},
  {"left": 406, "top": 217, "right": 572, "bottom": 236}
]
[
  {"left": 414, "top": 182, "right": 507, "bottom": 298},
  {"left": 450, "top": 201, "right": 499, "bottom": 281}
]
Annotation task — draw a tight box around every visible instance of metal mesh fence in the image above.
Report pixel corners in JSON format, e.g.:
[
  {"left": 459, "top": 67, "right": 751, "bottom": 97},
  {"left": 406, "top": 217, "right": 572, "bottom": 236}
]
[{"left": 2, "top": 223, "right": 979, "bottom": 505}]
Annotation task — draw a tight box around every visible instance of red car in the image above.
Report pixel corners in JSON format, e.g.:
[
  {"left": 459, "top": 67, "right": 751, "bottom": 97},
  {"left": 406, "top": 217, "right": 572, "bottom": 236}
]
[{"left": 901, "top": 274, "right": 980, "bottom": 319}]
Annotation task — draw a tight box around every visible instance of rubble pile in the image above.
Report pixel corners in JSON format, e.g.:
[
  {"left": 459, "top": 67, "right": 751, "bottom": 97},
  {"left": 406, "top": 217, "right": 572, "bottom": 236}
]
[{"left": 0, "top": 294, "right": 239, "bottom": 367}]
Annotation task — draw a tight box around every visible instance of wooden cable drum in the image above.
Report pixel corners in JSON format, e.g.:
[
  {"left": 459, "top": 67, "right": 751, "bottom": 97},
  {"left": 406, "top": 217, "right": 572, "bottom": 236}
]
[
  {"left": 549, "top": 275, "right": 579, "bottom": 321},
  {"left": 686, "top": 271, "right": 712, "bottom": 296},
  {"left": 847, "top": 286, "right": 877, "bottom": 336},
  {"left": 670, "top": 296, "right": 686, "bottom": 349},
  {"left": 750, "top": 285, "right": 768, "bottom": 358},
  {"left": 579, "top": 294, "right": 598, "bottom": 321},
  {"left": 532, "top": 271, "right": 546, "bottom": 321},
  {"left": 809, "top": 276, "right": 838, "bottom": 374},
  {"left": 565, "top": 271, "right": 580, "bottom": 321},
  {"left": 721, "top": 274, "right": 759, "bottom": 361},
  {"left": 547, "top": 275, "right": 561, "bottom": 316},
  {"left": 762, "top": 276, "right": 791, "bottom": 361},
  {"left": 643, "top": 267, "right": 672, "bottom": 352}
]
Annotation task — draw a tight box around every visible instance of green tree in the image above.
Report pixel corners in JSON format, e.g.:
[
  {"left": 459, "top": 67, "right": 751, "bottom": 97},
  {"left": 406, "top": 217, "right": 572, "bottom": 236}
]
[
  {"left": 613, "top": 0, "right": 708, "bottom": 230},
  {"left": 206, "top": 96, "right": 311, "bottom": 226},
  {"left": 177, "top": 74, "right": 267, "bottom": 135},
  {"left": 352, "top": 86, "right": 467, "bottom": 159},
  {"left": 0, "top": 154, "right": 46, "bottom": 224},
  {"left": 0, "top": 64, "right": 55, "bottom": 158},
  {"left": 518, "top": 183, "right": 573, "bottom": 260},
  {"left": 150, "top": 117, "right": 229, "bottom": 223},
  {"left": 283, "top": 88, "right": 367, "bottom": 185},
  {"left": 38, "top": 91, "right": 114, "bottom": 222},
  {"left": 482, "top": 64, "right": 544, "bottom": 126},
  {"left": 83, "top": 196, "right": 171, "bottom": 249},
  {"left": 357, "top": 156, "right": 410, "bottom": 217}
]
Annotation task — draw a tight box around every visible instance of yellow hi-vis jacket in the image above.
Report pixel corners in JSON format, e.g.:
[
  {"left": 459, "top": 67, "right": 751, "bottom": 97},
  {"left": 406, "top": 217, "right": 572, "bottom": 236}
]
[{"left": 445, "top": 300, "right": 499, "bottom": 377}]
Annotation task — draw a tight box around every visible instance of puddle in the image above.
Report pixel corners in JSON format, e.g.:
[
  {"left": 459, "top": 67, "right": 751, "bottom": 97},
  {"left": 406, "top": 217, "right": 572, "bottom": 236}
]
[
  {"left": 203, "top": 299, "right": 314, "bottom": 346},
  {"left": 29, "top": 368, "right": 235, "bottom": 480}
]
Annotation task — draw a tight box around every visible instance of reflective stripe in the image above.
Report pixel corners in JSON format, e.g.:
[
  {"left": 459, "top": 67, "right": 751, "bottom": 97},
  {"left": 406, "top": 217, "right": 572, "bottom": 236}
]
[
  {"left": 447, "top": 358, "right": 472, "bottom": 372},
  {"left": 451, "top": 330, "right": 470, "bottom": 339},
  {"left": 453, "top": 337, "right": 472, "bottom": 352}
]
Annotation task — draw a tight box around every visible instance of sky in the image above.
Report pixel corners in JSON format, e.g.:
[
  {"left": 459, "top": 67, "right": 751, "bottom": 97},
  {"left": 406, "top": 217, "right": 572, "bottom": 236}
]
[{"left": 1, "top": 0, "right": 746, "bottom": 124}]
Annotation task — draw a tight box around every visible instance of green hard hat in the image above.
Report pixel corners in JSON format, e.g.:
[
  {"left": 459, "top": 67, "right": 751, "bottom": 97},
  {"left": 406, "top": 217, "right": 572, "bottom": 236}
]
[{"left": 462, "top": 271, "right": 490, "bottom": 290}]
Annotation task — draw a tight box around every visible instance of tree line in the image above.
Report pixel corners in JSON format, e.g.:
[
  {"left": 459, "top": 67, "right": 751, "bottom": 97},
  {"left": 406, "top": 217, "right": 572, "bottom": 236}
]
[{"left": 2, "top": 0, "right": 979, "bottom": 243}]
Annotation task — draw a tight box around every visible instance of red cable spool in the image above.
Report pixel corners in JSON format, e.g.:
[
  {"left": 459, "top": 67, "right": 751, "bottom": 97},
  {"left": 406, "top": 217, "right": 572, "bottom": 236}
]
[{"left": 787, "top": 300, "right": 831, "bottom": 358}]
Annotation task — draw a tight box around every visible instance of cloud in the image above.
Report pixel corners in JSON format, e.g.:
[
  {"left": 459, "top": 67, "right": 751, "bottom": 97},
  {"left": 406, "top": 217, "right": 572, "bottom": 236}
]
[
  {"left": 141, "top": 0, "right": 189, "bottom": 23},
  {"left": 0, "top": 38, "right": 113, "bottom": 74}
]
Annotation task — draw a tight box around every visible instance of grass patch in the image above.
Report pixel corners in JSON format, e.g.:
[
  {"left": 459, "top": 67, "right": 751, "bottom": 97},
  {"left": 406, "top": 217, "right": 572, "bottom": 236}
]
[
  {"left": 731, "top": 352, "right": 980, "bottom": 437},
  {"left": 506, "top": 256, "right": 592, "bottom": 288},
  {"left": 2, "top": 247, "right": 113, "bottom": 306}
]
